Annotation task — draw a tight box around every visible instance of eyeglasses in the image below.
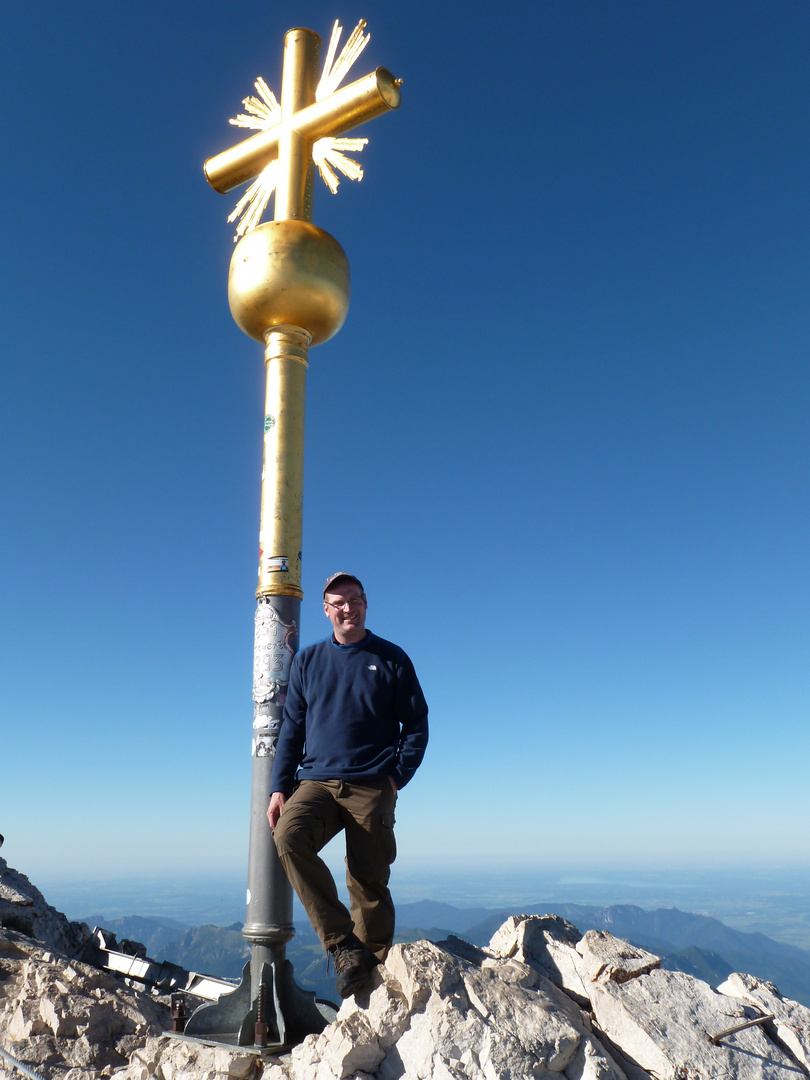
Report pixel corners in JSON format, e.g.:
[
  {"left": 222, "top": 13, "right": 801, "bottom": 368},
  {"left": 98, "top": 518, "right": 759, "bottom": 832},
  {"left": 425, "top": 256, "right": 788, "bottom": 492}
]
[{"left": 325, "top": 596, "right": 365, "bottom": 611}]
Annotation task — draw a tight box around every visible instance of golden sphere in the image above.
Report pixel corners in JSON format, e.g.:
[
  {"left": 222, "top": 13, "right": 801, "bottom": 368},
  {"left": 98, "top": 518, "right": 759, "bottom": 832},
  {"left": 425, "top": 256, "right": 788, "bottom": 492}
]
[{"left": 228, "top": 220, "right": 351, "bottom": 346}]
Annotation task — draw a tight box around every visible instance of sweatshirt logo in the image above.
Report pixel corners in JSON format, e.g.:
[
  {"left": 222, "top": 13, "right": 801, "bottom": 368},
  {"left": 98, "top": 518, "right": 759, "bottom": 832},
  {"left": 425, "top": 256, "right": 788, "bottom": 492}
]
[{"left": 367, "top": 664, "right": 377, "bottom": 671}]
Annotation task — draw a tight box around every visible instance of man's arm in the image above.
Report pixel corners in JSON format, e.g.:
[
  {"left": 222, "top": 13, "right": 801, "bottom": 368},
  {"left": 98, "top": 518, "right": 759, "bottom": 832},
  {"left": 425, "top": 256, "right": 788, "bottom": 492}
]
[{"left": 391, "top": 652, "right": 429, "bottom": 789}]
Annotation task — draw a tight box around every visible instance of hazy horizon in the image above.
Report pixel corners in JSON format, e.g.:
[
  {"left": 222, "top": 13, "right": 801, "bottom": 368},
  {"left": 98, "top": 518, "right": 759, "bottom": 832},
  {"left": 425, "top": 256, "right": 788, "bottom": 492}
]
[{"left": 21, "top": 860, "right": 810, "bottom": 948}]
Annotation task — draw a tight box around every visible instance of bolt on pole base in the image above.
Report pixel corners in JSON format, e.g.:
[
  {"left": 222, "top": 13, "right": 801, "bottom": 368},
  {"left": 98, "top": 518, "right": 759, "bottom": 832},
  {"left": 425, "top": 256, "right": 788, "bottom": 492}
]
[{"left": 183, "top": 959, "right": 336, "bottom": 1051}]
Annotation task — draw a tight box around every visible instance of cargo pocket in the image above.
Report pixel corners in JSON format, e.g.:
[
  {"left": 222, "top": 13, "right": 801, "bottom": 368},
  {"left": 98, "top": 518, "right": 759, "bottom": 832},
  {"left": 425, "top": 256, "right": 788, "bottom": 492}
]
[{"left": 380, "top": 808, "right": 397, "bottom": 865}]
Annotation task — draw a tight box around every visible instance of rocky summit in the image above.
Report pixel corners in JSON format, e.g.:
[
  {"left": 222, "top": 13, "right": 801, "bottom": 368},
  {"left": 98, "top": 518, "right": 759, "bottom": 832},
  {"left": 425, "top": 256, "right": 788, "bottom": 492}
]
[{"left": 2, "top": 858, "right": 810, "bottom": 1080}]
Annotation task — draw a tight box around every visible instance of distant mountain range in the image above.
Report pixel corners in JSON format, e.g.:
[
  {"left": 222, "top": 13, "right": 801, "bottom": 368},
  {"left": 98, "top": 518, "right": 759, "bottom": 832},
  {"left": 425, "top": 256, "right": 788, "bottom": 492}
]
[
  {"left": 81, "top": 900, "right": 810, "bottom": 1008},
  {"left": 79, "top": 912, "right": 188, "bottom": 956}
]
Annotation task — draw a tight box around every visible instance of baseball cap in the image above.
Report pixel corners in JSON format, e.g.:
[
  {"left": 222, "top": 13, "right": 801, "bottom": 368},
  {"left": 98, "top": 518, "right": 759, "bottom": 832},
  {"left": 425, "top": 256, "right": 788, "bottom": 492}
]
[{"left": 323, "top": 572, "right": 365, "bottom": 597}]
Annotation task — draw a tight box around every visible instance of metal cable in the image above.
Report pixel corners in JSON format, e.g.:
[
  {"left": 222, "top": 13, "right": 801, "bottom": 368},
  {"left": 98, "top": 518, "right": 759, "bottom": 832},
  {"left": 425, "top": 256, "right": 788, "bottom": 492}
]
[{"left": 0, "top": 1046, "right": 49, "bottom": 1080}]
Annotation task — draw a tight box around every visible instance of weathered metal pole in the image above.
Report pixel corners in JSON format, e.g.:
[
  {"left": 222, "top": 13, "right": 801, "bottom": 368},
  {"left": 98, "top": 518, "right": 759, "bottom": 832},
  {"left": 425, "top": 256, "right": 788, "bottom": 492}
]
[{"left": 186, "top": 20, "right": 400, "bottom": 1049}]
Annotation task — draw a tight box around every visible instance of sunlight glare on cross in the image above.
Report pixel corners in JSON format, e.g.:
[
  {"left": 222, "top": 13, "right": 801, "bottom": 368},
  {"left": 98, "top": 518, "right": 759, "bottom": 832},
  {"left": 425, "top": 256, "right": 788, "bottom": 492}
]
[{"left": 208, "top": 20, "right": 398, "bottom": 240}]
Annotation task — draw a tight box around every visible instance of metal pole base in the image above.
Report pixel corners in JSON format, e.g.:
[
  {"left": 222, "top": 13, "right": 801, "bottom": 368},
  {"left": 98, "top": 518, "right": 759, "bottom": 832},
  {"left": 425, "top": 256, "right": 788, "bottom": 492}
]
[{"left": 184, "top": 960, "right": 336, "bottom": 1050}]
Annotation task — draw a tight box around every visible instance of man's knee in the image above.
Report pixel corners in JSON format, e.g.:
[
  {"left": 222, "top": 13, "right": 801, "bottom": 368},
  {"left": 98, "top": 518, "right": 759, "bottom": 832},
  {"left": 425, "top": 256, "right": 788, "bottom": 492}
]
[
  {"left": 270, "top": 812, "right": 292, "bottom": 854},
  {"left": 272, "top": 814, "right": 309, "bottom": 857},
  {"left": 272, "top": 802, "right": 325, "bottom": 857}
]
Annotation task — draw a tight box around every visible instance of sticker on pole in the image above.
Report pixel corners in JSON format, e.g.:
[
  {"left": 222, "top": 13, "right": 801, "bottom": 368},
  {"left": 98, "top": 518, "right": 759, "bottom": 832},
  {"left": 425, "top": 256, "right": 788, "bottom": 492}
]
[{"left": 265, "top": 555, "right": 289, "bottom": 573}]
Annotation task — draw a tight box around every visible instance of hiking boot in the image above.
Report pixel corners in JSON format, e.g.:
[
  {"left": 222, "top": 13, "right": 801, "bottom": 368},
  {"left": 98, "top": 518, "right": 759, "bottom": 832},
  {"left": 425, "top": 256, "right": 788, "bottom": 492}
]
[{"left": 329, "top": 933, "right": 379, "bottom": 998}]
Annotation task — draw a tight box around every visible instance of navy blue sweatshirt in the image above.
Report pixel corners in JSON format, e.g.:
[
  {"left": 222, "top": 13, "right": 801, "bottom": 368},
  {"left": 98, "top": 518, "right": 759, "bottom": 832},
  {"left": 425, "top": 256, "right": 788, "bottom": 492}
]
[{"left": 270, "top": 631, "right": 429, "bottom": 795}]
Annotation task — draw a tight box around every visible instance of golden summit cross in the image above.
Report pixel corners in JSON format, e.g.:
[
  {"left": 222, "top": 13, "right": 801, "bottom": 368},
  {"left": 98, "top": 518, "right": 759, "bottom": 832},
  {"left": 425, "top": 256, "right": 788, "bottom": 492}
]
[{"left": 204, "top": 20, "right": 401, "bottom": 236}]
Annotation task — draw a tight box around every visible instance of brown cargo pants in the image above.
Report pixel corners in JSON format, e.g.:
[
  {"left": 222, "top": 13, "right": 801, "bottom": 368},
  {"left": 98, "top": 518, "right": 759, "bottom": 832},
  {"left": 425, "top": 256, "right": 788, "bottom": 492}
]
[{"left": 272, "top": 779, "right": 397, "bottom": 960}]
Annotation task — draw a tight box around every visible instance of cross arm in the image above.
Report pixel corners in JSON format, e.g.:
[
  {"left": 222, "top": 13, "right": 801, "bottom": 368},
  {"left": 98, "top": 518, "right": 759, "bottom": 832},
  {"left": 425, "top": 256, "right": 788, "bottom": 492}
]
[{"left": 205, "top": 67, "right": 402, "bottom": 195}]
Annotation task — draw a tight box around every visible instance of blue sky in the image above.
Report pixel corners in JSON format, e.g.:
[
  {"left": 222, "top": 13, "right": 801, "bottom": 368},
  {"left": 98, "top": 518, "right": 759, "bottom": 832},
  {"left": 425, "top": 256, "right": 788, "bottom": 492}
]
[{"left": 2, "top": 1, "right": 808, "bottom": 891}]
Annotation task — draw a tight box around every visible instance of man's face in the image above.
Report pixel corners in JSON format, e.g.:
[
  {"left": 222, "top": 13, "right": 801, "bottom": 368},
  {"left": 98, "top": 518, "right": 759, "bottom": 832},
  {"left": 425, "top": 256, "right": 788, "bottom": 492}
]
[{"left": 323, "top": 580, "right": 368, "bottom": 643}]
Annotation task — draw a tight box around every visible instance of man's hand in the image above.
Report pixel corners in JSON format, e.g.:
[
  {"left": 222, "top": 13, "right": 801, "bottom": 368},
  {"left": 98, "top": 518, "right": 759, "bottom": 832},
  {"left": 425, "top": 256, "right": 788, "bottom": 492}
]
[
  {"left": 388, "top": 776, "right": 398, "bottom": 795},
  {"left": 267, "top": 791, "right": 287, "bottom": 829}
]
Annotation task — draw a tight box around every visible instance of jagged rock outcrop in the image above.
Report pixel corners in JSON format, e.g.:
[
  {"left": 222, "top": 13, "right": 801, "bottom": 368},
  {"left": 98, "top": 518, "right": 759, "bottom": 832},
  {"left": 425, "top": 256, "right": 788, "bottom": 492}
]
[
  {"left": 0, "top": 859, "right": 170, "bottom": 1078},
  {"left": 718, "top": 972, "right": 810, "bottom": 1072},
  {"left": 261, "top": 936, "right": 627, "bottom": 1080},
  {"left": 0, "top": 859, "right": 90, "bottom": 957},
  {"left": 0, "top": 935, "right": 171, "bottom": 1077},
  {"left": 3, "top": 858, "right": 810, "bottom": 1080},
  {"left": 486, "top": 915, "right": 809, "bottom": 1079},
  {"left": 101, "top": 917, "right": 810, "bottom": 1080}
]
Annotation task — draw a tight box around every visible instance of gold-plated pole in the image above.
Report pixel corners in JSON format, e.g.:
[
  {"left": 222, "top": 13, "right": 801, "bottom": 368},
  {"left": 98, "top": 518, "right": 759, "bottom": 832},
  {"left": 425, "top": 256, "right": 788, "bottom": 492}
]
[
  {"left": 257, "top": 328, "right": 309, "bottom": 599},
  {"left": 274, "top": 29, "right": 320, "bottom": 223}
]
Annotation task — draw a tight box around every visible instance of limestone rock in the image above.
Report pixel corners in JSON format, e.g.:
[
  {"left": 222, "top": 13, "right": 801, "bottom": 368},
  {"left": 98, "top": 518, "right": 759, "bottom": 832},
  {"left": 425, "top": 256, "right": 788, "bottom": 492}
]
[
  {"left": 0, "top": 933, "right": 170, "bottom": 1077},
  {"left": 489, "top": 914, "right": 810, "bottom": 1080},
  {"left": 107, "top": 1034, "right": 266, "bottom": 1080},
  {"left": 266, "top": 937, "right": 627, "bottom": 1080},
  {"left": 488, "top": 914, "right": 595, "bottom": 1004},
  {"left": 586, "top": 963, "right": 803, "bottom": 1079},
  {"left": 575, "top": 930, "right": 661, "bottom": 986},
  {"left": 718, "top": 971, "right": 810, "bottom": 1070},
  {"left": 0, "top": 858, "right": 90, "bottom": 956}
]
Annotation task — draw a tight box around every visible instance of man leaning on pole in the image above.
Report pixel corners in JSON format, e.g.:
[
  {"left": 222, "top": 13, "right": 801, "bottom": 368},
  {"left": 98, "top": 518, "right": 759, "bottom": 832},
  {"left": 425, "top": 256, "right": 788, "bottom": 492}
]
[{"left": 267, "top": 572, "right": 429, "bottom": 999}]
